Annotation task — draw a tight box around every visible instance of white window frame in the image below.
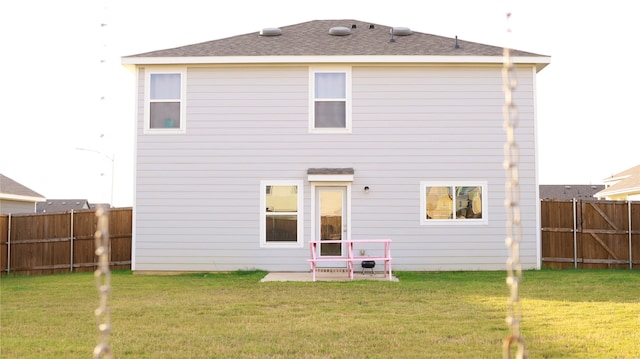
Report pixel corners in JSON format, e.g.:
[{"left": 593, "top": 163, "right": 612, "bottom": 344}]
[
  {"left": 144, "top": 67, "right": 187, "bottom": 134},
  {"left": 260, "top": 180, "right": 304, "bottom": 248},
  {"left": 420, "top": 181, "right": 489, "bottom": 225},
  {"left": 309, "top": 66, "right": 352, "bottom": 134}
]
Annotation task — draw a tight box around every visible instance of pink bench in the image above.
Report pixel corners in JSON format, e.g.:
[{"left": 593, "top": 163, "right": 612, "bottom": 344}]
[{"left": 308, "top": 239, "right": 393, "bottom": 281}]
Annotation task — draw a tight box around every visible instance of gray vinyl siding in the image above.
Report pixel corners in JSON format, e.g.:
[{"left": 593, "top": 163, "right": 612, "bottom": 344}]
[
  {"left": 0, "top": 199, "right": 36, "bottom": 214},
  {"left": 134, "top": 64, "right": 539, "bottom": 272}
]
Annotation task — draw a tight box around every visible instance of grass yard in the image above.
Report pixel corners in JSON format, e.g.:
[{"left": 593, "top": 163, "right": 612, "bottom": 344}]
[{"left": 1, "top": 269, "right": 639, "bottom": 358}]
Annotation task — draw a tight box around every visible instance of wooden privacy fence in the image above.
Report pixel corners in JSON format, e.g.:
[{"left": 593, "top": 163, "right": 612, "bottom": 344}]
[
  {"left": 0, "top": 208, "right": 132, "bottom": 275},
  {"left": 541, "top": 199, "right": 640, "bottom": 269},
  {"left": 2, "top": 202, "right": 638, "bottom": 274}
]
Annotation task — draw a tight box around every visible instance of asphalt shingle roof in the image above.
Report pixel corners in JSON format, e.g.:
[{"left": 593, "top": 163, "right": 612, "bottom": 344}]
[
  {"left": 36, "top": 199, "right": 90, "bottom": 213},
  {"left": 0, "top": 174, "right": 45, "bottom": 198},
  {"left": 539, "top": 185, "right": 605, "bottom": 200},
  {"left": 307, "top": 168, "right": 355, "bottom": 175},
  {"left": 125, "top": 19, "right": 546, "bottom": 58}
]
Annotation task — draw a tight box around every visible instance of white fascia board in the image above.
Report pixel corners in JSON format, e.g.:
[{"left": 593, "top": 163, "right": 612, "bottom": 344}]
[
  {"left": 308, "top": 174, "right": 354, "bottom": 182},
  {"left": 122, "top": 55, "right": 550, "bottom": 70},
  {"left": 603, "top": 175, "right": 630, "bottom": 184},
  {"left": 596, "top": 186, "right": 640, "bottom": 197},
  {"left": 0, "top": 193, "right": 46, "bottom": 202}
]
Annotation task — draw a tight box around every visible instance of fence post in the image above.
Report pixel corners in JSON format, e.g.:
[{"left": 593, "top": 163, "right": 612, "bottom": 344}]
[
  {"left": 572, "top": 199, "right": 578, "bottom": 268},
  {"left": 629, "top": 201, "right": 633, "bottom": 270},
  {"left": 70, "top": 210, "right": 74, "bottom": 272},
  {"left": 6, "top": 214, "right": 11, "bottom": 274}
]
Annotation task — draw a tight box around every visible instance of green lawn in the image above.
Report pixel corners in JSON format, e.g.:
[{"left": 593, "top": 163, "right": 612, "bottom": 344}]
[{"left": 1, "top": 270, "right": 639, "bottom": 358}]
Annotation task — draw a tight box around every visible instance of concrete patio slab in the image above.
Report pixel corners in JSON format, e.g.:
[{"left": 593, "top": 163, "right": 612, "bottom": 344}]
[{"left": 260, "top": 271, "right": 399, "bottom": 282}]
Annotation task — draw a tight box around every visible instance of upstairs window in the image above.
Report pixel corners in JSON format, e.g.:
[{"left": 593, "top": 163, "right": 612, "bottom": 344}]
[
  {"left": 310, "top": 67, "right": 351, "bottom": 133},
  {"left": 145, "top": 69, "right": 186, "bottom": 133},
  {"left": 420, "top": 181, "right": 488, "bottom": 225}
]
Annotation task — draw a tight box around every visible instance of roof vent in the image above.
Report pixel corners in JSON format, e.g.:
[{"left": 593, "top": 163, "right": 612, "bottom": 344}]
[
  {"left": 260, "top": 27, "right": 282, "bottom": 36},
  {"left": 351, "top": 24, "right": 357, "bottom": 29},
  {"left": 369, "top": 24, "right": 375, "bottom": 29},
  {"left": 390, "top": 27, "right": 412, "bottom": 36},
  {"left": 329, "top": 26, "right": 351, "bottom": 36}
]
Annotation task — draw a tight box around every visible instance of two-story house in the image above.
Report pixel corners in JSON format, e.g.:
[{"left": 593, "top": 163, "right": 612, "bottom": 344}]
[{"left": 122, "top": 19, "right": 550, "bottom": 273}]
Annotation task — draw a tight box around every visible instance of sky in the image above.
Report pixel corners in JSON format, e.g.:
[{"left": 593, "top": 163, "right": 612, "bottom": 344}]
[{"left": 1, "top": 0, "right": 638, "bottom": 207}]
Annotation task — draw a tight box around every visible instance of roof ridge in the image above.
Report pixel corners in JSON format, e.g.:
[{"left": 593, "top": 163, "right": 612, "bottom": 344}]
[{"left": 123, "top": 18, "right": 549, "bottom": 60}]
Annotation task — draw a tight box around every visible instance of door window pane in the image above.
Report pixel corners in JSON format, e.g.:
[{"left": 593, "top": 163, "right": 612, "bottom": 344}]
[{"left": 320, "top": 191, "right": 342, "bottom": 256}]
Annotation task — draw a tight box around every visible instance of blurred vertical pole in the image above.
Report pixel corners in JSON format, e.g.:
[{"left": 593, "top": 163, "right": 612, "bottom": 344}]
[
  {"left": 629, "top": 201, "right": 633, "bottom": 269},
  {"left": 99, "top": 0, "right": 113, "bottom": 207},
  {"left": 70, "top": 209, "right": 74, "bottom": 272},
  {"left": 93, "top": 2, "right": 113, "bottom": 358},
  {"left": 7, "top": 214, "right": 11, "bottom": 274},
  {"left": 572, "top": 199, "right": 577, "bottom": 268},
  {"left": 502, "top": 9, "right": 527, "bottom": 359}
]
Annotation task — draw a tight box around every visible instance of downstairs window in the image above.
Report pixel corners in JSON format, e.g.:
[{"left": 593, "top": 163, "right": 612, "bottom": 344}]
[
  {"left": 260, "top": 180, "right": 304, "bottom": 248},
  {"left": 420, "top": 181, "right": 488, "bottom": 225}
]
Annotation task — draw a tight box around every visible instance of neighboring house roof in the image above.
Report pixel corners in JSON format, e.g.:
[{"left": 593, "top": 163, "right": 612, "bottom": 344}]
[
  {"left": 594, "top": 164, "right": 640, "bottom": 199},
  {"left": 0, "top": 174, "right": 46, "bottom": 202},
  {"left": 89, "top": 203, "right": 112, "bottom": 210},
  {"left": 539, "top": 184, "right": 604, "bottom": 200},
  {"left": 36, "top": 199, "right": 91, "bottom": 213},
  {"left": 123, "top": 19, "right": 549, "bottom": 70}
]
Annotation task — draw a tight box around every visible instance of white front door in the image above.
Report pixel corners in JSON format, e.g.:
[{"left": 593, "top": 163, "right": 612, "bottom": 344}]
[{"left": 316, "top": 186, "right": 348, "bottom": 266}]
